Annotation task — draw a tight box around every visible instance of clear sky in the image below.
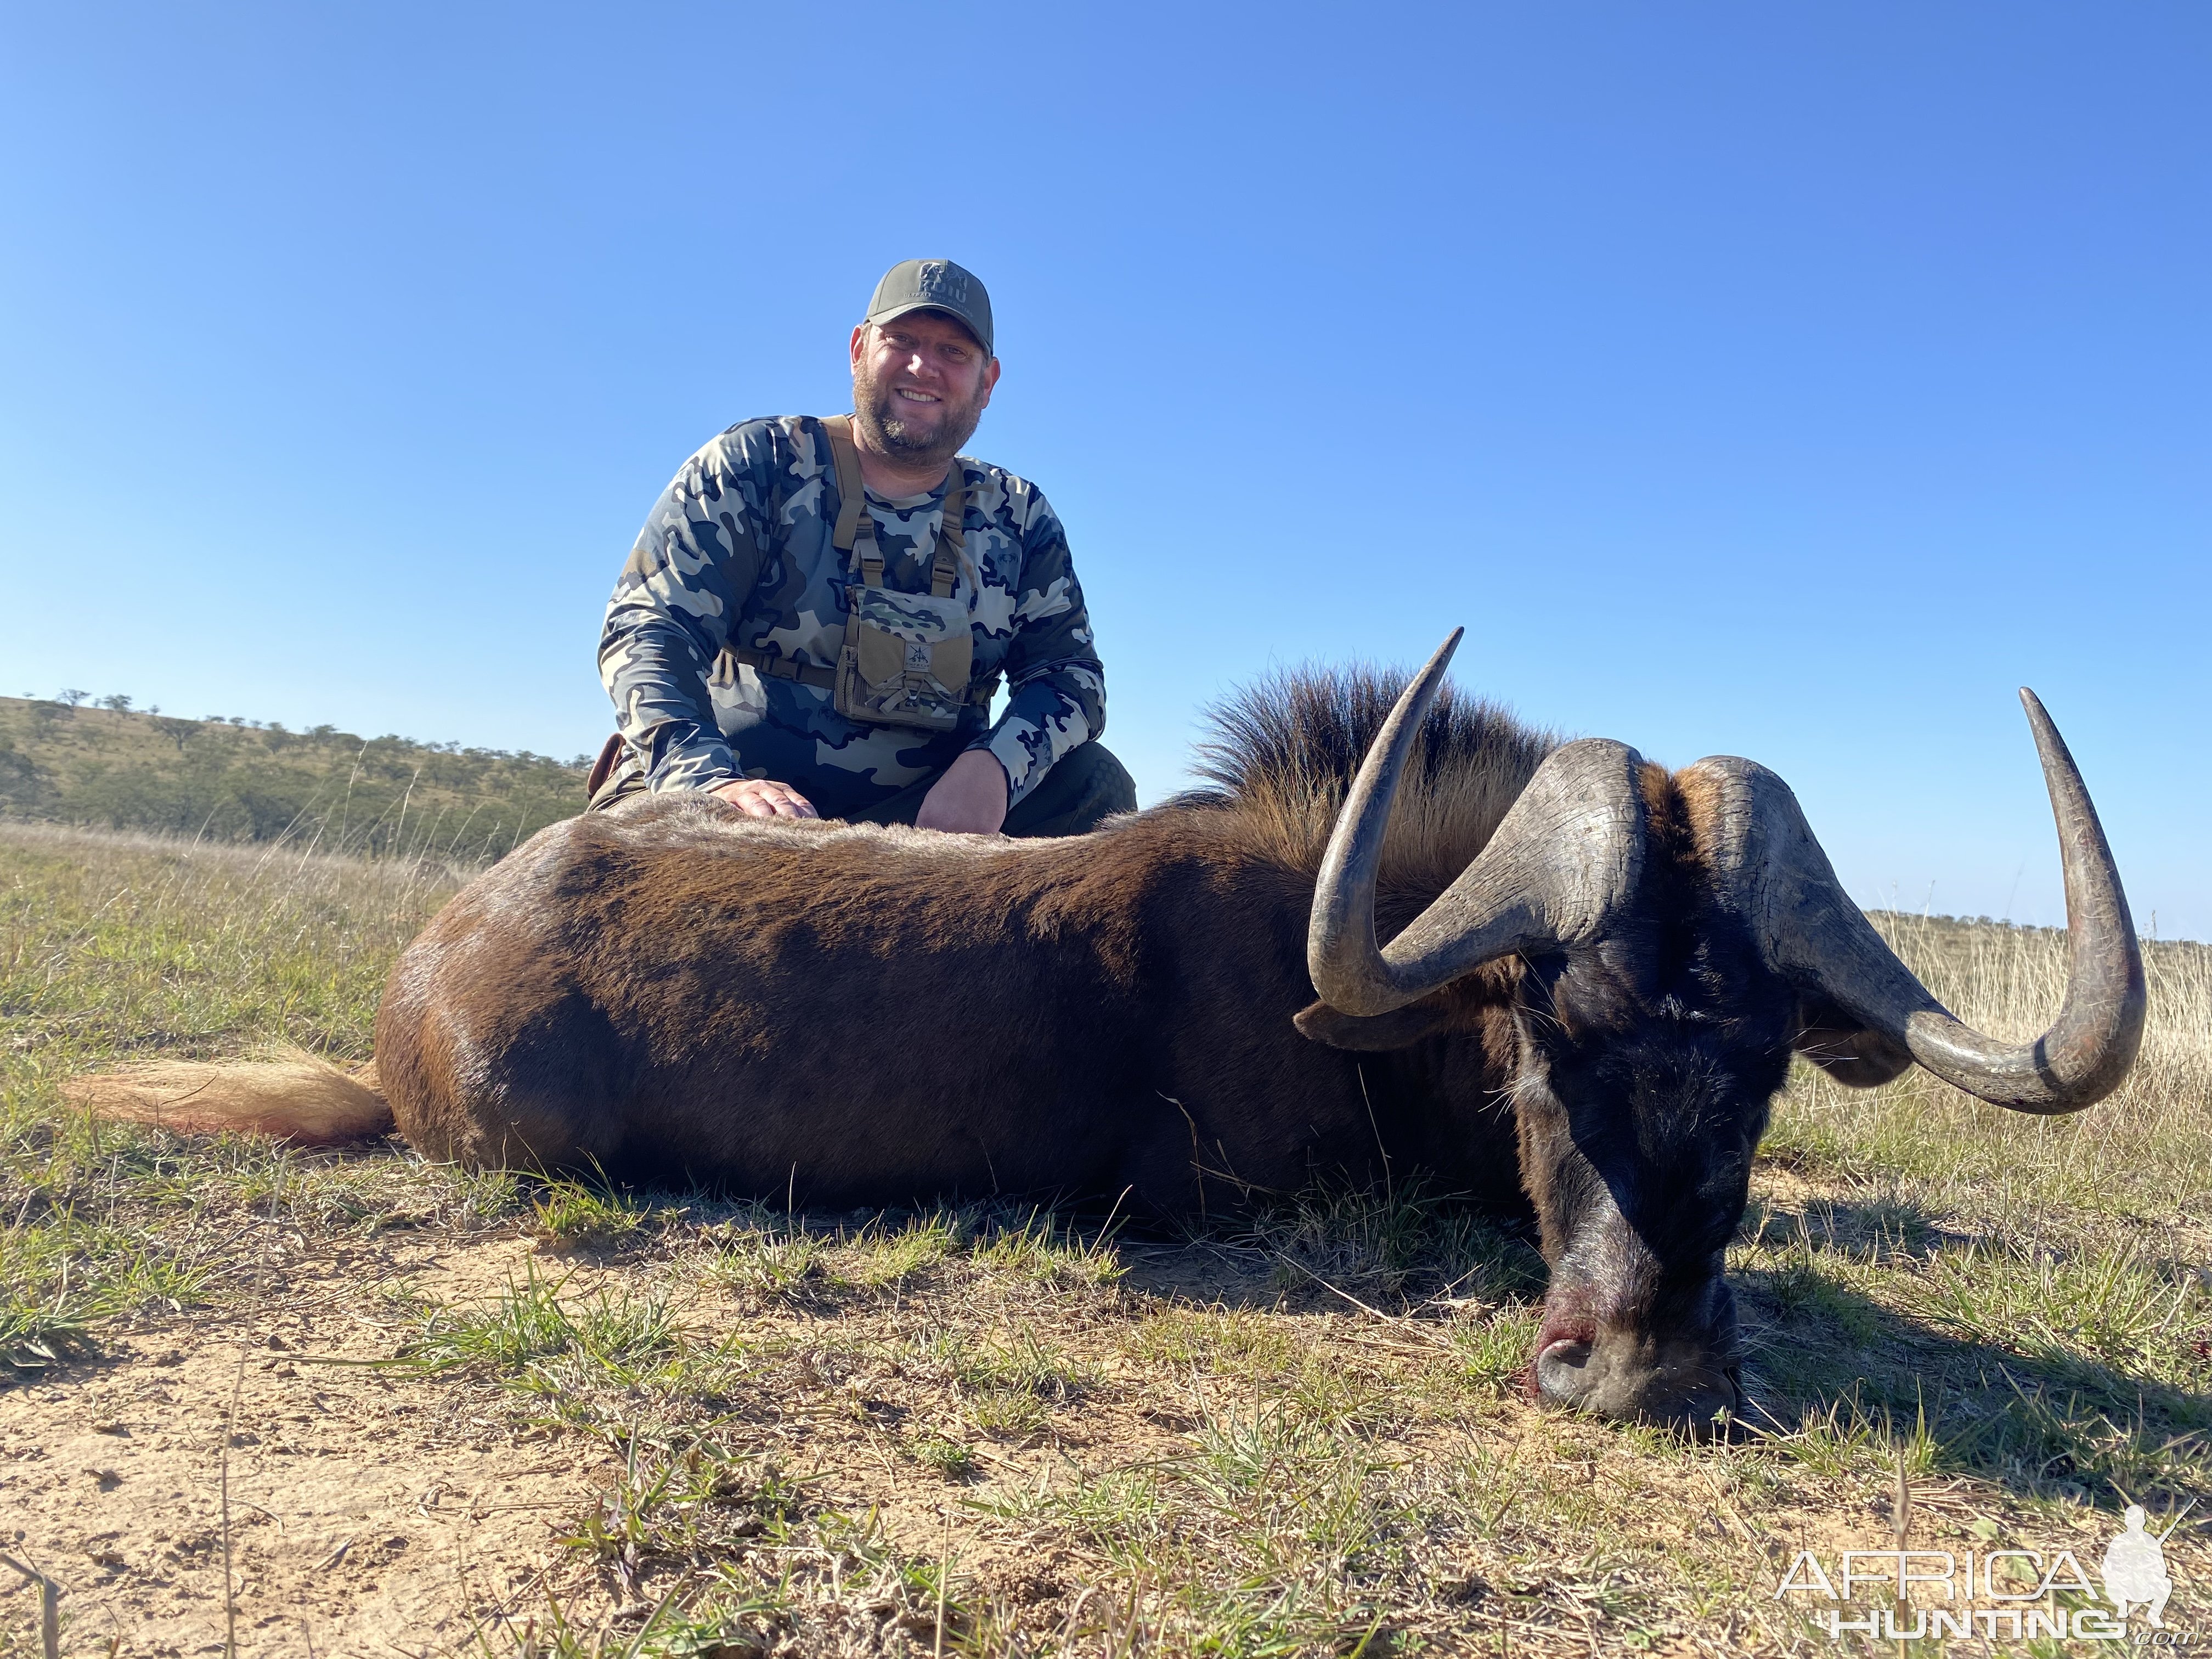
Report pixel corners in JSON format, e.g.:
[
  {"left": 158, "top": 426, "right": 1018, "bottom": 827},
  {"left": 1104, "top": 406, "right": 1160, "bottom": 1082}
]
[{"left": 3, "top": 4, "right": 2205, "bottom": 936}]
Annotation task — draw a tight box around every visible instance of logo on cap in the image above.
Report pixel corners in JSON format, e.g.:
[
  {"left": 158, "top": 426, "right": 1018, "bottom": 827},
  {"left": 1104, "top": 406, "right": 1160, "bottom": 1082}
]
[{"left": 917, "top": 262, "right": 969, "bottom": 303}]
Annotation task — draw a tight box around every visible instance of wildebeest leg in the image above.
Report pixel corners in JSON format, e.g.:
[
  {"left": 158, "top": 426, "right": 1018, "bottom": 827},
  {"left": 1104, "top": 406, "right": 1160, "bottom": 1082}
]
[{"left": 1104, "top": 1087, "right": 1268, "bottom": 1221}]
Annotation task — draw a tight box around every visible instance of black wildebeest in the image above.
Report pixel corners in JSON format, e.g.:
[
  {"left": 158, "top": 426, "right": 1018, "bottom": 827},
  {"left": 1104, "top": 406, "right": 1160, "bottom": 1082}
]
[{"left": 76, "top": 633, "right": 2145, "bottom": 1424}]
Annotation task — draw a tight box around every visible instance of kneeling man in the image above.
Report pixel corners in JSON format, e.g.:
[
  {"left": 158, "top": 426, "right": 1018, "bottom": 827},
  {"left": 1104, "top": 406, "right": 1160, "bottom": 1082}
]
[{"left": 594, "top": 258, "right": 1135, "bottom": 836}]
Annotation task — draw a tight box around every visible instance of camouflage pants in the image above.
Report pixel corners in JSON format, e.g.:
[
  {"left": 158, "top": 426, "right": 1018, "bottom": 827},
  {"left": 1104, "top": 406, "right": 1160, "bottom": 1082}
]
[{"left": 589, "top": 742, "right": 1137, "bottom": 839}]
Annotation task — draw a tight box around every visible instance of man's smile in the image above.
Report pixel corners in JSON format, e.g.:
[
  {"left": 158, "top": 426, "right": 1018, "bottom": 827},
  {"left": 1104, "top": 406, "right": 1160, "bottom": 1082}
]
[{"left": 849, "top": 292, "right": 998, "bottom": 471}]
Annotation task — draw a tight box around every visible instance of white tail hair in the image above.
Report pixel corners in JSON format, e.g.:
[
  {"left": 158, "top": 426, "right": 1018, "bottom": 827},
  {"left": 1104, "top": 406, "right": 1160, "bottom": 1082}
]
[{"left": 64, "top": 1051, "right": 393, "bottom": 1145}]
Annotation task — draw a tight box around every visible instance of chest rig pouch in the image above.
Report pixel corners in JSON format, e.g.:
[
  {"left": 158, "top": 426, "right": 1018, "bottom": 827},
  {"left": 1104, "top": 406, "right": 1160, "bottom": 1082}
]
[{"left": 819, "top": 415, "right": 978, "bottom": 732}]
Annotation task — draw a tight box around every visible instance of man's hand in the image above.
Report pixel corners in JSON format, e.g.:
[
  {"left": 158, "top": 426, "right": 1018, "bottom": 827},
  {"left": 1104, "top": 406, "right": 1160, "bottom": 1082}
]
[
  {"left": 712, "top": 778, "right": 819, "bottom": 820},
  {"left": 915, "top": 749, "right": 1009, "bottom": 835}
]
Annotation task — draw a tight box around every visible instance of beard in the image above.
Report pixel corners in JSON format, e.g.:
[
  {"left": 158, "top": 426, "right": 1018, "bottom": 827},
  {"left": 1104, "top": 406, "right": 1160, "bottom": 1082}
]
[{"left": 851, "top": 360, "right": 989, "bottom": 473}]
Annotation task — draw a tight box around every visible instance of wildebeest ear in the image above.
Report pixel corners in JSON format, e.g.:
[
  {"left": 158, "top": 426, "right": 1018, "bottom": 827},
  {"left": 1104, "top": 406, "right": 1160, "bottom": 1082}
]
[
  {"left": 1792, "top": 998, "right": 1914, "bottom": 1087},
  {"left": 1293, "top": 997, "right": 1454, "bottom": 1052}
]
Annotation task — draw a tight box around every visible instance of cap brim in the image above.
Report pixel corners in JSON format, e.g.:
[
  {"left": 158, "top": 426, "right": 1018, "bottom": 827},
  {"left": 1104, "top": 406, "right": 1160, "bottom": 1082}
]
[{"left": 864, "top": 302, "right": 991, "bottom": 355}]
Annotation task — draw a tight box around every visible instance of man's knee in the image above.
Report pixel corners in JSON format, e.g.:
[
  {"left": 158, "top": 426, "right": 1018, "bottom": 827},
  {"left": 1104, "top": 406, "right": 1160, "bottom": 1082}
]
[{"left": 1002, "top": 742, "right": 1138, "bottom": 839}]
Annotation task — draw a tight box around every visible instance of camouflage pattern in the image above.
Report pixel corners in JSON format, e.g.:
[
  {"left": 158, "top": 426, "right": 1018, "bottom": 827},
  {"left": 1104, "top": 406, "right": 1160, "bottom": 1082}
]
[{"left": 599, "top": 415, "right": 1106, "bottom": 817}]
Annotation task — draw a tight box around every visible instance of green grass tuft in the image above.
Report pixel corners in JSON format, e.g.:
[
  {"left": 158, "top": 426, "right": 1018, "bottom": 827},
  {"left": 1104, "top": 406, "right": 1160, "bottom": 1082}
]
[{"left": 527, "top": 1177, "right": 655, "bottom": 1250}]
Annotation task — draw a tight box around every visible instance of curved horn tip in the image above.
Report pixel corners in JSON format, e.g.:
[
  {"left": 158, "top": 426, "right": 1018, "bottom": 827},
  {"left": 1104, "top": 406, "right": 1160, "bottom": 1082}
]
[
  {"left": 2014, "top": 687, "right": 2084, "bottom": 783},
  {"left": 1425, "top": 628, "right": 1465, "bottom": 677},
  {"left": 1390, "top": 630, "right": 1466, "bottom": 729}
]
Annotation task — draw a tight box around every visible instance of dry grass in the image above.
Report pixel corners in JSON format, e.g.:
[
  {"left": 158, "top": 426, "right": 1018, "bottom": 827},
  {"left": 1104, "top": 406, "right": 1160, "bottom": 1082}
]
[
  {"left": 0, "top": 695, "right": 585, "bottom": 860},
  {"left": 3, "top": 821, "right": 2209, "bottom": 1655},
  {"left": 1770, "top": 911, "right": 2212, "bottom": 1221}
]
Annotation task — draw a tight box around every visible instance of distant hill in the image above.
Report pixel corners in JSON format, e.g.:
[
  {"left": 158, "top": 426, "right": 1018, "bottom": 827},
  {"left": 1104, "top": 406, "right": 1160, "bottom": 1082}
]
[{"left": 0, "top": 695, "right": 591, "bottom": 860}]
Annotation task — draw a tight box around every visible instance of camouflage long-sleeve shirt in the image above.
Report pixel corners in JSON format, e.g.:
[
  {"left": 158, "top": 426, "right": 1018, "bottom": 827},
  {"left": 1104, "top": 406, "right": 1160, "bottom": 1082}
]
[{"left": 599, "top": 415, "right": 1107, "bottom": 817}]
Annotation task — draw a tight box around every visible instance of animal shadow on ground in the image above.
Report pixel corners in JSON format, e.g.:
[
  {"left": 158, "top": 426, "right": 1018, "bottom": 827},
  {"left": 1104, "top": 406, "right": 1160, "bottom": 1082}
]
[
  {"left": 284, "top": 1153, "right": 2212, "bottom": 1515},
  {"left": 1733, "top": 1193, "right": 2212, "bottom": 1510}
]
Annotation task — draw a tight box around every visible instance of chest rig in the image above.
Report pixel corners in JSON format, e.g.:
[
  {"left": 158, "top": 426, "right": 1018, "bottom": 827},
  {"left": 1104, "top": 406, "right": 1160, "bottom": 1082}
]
[{"left": 720, "top": 415, "right": 997, "bottom": 732}]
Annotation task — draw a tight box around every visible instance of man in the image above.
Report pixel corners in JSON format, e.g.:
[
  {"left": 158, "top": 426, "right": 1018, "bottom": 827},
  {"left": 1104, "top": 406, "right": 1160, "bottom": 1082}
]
[{"left": 593, "top": 259, "right": 1134, "bottom": 837}]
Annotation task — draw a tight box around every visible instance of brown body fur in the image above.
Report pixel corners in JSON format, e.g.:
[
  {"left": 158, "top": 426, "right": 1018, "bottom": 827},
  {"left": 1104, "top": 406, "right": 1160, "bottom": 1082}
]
[{"left": 372, "top": 674, "right": 1552, "bottom": 1215}]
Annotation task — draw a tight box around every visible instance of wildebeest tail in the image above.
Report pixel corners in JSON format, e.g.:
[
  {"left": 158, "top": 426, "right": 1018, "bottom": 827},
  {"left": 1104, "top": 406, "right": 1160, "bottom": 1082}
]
[{"left": 64, "top": 1051, "right": 395, "bottom": 1144}]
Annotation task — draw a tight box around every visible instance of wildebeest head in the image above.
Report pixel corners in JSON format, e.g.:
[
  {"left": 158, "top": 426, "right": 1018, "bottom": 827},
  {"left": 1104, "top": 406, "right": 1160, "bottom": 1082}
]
[{"left": 1299, "top": 631, "right": 2146, "bottom": 1428}]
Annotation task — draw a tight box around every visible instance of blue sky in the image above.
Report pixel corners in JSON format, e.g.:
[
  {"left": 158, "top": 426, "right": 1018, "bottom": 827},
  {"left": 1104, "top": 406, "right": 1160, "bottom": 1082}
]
[{"left": 3, "top": 4, "right": 2206, "bottom": 935}]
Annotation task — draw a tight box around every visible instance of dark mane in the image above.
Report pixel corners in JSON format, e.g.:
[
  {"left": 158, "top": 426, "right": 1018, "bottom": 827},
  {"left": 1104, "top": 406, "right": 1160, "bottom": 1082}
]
[{"left": 1181, "top": 664, "right": 1559, "bottom": 892}]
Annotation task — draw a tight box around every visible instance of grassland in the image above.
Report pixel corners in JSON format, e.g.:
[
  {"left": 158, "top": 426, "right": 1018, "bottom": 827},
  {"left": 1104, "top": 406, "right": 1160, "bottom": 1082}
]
[
  {"left": 2, "top": 820, "right": 2209, "bottom": 1656},
  {"left": 0, "top": 696, "right": 588, "bottom": 861}
]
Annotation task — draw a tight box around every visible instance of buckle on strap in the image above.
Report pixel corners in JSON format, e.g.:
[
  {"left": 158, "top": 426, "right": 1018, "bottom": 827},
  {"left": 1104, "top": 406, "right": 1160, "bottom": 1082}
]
[
  {"left": 723, "top": 643, "right": 998, "bottom": 706},
  {"left": 721, "top": 645, "right": 836, "bottom": 690}
]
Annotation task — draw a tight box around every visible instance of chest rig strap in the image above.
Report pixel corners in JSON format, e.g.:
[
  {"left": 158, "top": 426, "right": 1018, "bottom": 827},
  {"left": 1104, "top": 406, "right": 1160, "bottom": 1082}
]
[
  {"left": 718, "top": 415, "right": 995, "bottom": 707},
  {"left": 820, "top": 413, "right": 964, "bottom": 596}
]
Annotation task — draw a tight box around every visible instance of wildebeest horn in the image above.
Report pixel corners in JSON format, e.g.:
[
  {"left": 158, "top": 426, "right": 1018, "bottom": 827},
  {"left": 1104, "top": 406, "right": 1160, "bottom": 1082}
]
[
  {"left": 1681, "top": 691, "right": 2145, "bottom": 1113},
  {"left": 1308, "top": 630, "right": 1647, "bottom": 1016}
]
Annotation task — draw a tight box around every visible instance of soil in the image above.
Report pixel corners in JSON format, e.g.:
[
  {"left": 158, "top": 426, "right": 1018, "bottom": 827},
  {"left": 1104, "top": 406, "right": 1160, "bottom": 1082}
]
[
  {"left": 1, "top": 1230, "right": 1476, "bottom": 1655},
  {"left": 1, "top": 1237, "right": 604, "bottom": 1656},
  {"left": 5, "top": 1214, "right": 2170, "bottom": 1656}
]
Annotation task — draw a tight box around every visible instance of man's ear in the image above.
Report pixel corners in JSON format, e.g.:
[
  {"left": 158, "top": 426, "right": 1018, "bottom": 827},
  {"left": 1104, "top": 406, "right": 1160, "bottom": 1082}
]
[
  {"left": 1792, "top": 997, "right": 1914, "bottom": 1087},
  {"left": 1293, "top": 997, "right": 1454, "bottom": 1053}
]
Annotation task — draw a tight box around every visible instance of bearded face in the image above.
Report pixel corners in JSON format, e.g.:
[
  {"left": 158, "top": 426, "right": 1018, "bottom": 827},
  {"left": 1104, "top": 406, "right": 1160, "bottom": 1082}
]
[{"left": 850, "top": 313, "right": 997, "bottom": 474}]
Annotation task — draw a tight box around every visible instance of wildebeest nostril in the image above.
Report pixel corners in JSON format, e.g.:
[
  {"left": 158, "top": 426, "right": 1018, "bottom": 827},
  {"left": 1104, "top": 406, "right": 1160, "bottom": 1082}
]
[{"left": 1534, "top": 1337, "right": 1596, "bottom": 1401}]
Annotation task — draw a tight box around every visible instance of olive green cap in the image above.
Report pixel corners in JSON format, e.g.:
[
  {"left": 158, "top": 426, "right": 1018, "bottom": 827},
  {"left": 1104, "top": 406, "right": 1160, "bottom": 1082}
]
[{"left": 864, "top": 259, "right": 995, "bottom": 357}]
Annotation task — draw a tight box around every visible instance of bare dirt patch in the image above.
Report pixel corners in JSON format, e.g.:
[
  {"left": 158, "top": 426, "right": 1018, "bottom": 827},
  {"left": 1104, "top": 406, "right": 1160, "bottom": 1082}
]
[{"left": 2, "top": 1237, "right": 599, "bottom": 1655}]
